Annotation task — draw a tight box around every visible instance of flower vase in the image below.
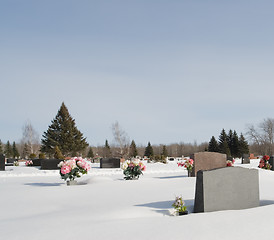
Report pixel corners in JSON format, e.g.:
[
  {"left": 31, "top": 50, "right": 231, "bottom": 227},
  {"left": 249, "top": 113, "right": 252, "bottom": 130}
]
[
  {"left": 178, "top": 210, "right": 188, "bottom": 216},
  {"left": 67, "top": 180, "right": 78, "bottom": 186},
  {"left": 187, "top": 169, "right": 192, "bottom": 177}
]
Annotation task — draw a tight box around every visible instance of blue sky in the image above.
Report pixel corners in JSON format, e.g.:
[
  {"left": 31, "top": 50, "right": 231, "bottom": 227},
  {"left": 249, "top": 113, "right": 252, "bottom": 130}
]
[{"left": 1, "top": 0, "right": 274, "bottom": 146}]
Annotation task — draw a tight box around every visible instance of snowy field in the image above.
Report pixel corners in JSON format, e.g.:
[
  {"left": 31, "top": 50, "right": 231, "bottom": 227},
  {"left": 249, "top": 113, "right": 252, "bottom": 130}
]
[{"left": 0, "top": 159, "right": 273, "bottom": 240}]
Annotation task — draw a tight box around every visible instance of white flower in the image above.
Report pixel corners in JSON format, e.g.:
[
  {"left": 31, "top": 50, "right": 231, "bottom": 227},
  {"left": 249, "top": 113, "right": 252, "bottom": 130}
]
[
  {"left": 58, "top": 161, "right": 64, "bottom": 167},
  {"left": 132, "top": 159, "right": 140, "bottom": 166},
  {"left": 121, "top": 162, "right": 128, "bottom": 170}
]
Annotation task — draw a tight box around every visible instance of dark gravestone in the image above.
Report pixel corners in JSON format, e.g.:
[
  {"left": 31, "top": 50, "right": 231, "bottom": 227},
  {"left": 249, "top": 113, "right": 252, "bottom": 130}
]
[
  {"left": 194, "top": 167, "right": 259, "bottom": 213},
  {"left": 32, "top": 159, "right": 42, "bottom": 166},
  {"left": 189, "top": 152, "right": 227, "bottom": 177},
  {"left": 242, "top": 154, "right": 250, "bottom": 164},
  {"left": 269, "top": 156, "right": 274, "bottom": 171},
  {"left": 227, "top": 156, "right": 233, "bottom": 161},
  {"left": 7, "top": 158, "right": 17, "bottom": 164},
  {"left": 100, "top": 158, "right": 120, "bottom": 168},
  {"left": 41, "top": 159, "right": 63, "bottom": 170},
  {"left": 0, "top": 154, "right": 5, "bottom": 171}
]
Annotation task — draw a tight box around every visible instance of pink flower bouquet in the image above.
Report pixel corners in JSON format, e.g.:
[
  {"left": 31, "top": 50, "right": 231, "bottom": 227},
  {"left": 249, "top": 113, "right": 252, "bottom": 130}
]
[
  {"left": 121, "top": 159, "right": 146, "bottom": 180},
  {"left": 25, "top": 160, "right": 33, "bottom": 166},
  {"left": 58, "top": 157, "right": 91, "bottom": 181}
]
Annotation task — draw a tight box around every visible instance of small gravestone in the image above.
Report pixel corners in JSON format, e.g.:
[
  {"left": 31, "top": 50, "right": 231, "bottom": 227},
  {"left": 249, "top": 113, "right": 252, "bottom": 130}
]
[
  {"left": 32, "top": 159, "right": 42, "bottom": 166},
  {"left": 100, "top": 158, "right": 120, "bottom": 168},
  {"left": 241, "top": 154, "right": 250, "bottom": 164},
  {"left": 7, "top": 158, "right": 17, "bottom": 164},
  {"left": 189, "top": 152, "right": 227, "bottom": 177},
  {"left": 0, "top": 154, "right": 5, "bottom": 171},
  {"left": 41, "top": 159, "right": 63, "bottom": 170},
  {"left": 227, "top": 156, "right": 233, "bottom": 161},
  {"left": 269, "top": 156, "right": 274, "bottom": 171},
  {"left": 194, "top": 167, "right": 259, "bottom": 213}
]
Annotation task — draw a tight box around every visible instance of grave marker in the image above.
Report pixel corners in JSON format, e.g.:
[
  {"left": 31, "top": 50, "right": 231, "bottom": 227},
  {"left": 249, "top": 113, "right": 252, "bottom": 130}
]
[
  {"left": 100, "top": 158, "right": 120, "bottom": 168},
  {"left": 242, "top": 154, "right": 250, "bottom": 164},
  {"left": 189, "top": 152, "right": 227, "bottom": 177},
  {"left": 0, "top": 154, "right": 5, "bottom": 171},
  {"left": 194, "top": 167, "right": 259, "bottom": 213},
  {"left": 41, "top": 159, "right": 63, "bottom": 170}
]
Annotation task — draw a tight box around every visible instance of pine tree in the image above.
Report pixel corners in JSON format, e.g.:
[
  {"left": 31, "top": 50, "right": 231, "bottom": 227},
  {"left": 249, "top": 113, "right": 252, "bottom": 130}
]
[
  {"left": 12, "top": 141, "right": 20, "bottom": 158},
  {"left": 239, "top": 133, "right": 249, "bottom": 156},
  {"left": 161, "top": 145, "right": 168, "bottom": 157},
  {"left": 218, "top": 129, "right": 231, "bottom": 156},
  {"left": 208, "top": 136, "right": 219, "bottom": 152},
  {"left": 5, "top": 141, "right": 13, "bottom": 158},
  {"left": 87, "top": 147, "right": 94, "bottom": 158},
  {"left": 54, "top": 146, "right": 64, "bottom": 159},
  {"left": 0, "top": 140, "right": 3, "bottom": 154},
  {"left": 227, "top": 129, "right": 233, "bottom": 153},
  {"left": 144, "top": 142, "right": 154, "bottom": 158},
  {"left": 129, "top": 140, "right": 138, "bottom": 158},
  {"left": 103, "top": 140, "right": 111, "bottom": 158},
  {"left": 231, "top": 130, "right": 240, "bottom": 158},
  {"left": 41, "top": 102, "right": 89, "bottom": 157}
]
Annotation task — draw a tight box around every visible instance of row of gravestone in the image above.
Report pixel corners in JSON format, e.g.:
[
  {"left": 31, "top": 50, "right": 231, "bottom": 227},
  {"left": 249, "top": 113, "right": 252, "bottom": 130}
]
[
  {"left": 0, "top": 153, "right": 261, "bottom": 213},
  {"left": 0, "top": 155, "right": 121, "bottom": 171}
]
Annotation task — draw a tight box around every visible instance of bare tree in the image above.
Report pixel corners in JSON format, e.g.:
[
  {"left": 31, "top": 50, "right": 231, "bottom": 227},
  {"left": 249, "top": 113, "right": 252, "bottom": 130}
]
[
  {"left": 111, "top": 121, "right": 130, "bottom": 158},
  {"left": 21, "top": 120, "right": 40, "bottom": 156},
  {"left": 246, "top": 118, "right": 274, "bottom": 155}
]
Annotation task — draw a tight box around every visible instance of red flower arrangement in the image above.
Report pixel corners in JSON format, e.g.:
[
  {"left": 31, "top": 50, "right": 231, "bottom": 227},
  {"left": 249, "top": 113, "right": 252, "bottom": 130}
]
[{"left": 258, "top": 155, "right": 272, "bottom": 170}]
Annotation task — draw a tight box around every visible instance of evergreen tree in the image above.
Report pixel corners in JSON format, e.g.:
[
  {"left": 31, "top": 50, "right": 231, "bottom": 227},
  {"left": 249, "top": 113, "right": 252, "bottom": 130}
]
[
  {"left": 144, "top": 142, "right": 154, "bottom": 158},
  {"left": 218, "top": 129, "right": 231, "bottom": 156},
  {"left": 0, "top": 140, "right": 3, "bottom": 154},
  {"left": 54, "top": 146, "right": 64, "bottom": 159},
  {"left": 103, "top": 140, "right": 111, "bottom": 158},
  {"left": 41, "top": 102, "right": 89, "bottom": 157},
  {"left": 129, "top": 140, "right": 138, "bottom": 158},
  {"left": 231, "top": 130, "right": 240, "bottom": 158},
  {"left": 12, "top": 141, "right": 20, "bottom": 158},
  {"left": 239, "top": 133, "right": 249, "bottom": 156},
  {"left": 5, "top": 141, "right": 13, "bottom": 158},
  {"left": 208, "top": 136, "right": 219, "bottom": 152},
  {"left": 161, "top": 145, "right": 168, "bottom": 157},
  {"left": 227, "top": 129, "right": 233, "bottom": 153},
  {"left": 87, "top": 147, "right": 94, "bottom": 158}
]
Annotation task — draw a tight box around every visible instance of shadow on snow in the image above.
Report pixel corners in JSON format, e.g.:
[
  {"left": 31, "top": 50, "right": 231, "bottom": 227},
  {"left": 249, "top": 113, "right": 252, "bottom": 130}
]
[{"left": 135, "top": 199, "right": 194, "bottom": 215}]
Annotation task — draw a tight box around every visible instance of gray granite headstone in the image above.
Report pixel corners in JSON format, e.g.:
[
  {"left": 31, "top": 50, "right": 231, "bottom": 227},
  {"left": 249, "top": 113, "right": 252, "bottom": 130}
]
[
  {"left": 0, "top": 154, "right": 5, "bottom": 171},
  {"left": 100, "top": 158, "right": 120, "bottom": 168},
  {"left": 241, "top": 154, "right": 250, "bottom": 164},
  {"left": 194, "top": 167, "right": 259, "bottom": 213}
]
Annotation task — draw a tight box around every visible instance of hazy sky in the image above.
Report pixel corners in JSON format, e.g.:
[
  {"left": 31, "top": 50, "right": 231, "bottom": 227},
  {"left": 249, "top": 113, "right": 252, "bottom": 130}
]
[{"left": 1, "top": 0, "right": 274, "bottom": 146}]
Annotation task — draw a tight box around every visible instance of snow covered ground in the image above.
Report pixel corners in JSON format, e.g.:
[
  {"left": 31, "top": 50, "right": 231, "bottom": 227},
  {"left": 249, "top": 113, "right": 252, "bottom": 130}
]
[{"left": 0, "top": 159, "right": 273, "bottom": 240}]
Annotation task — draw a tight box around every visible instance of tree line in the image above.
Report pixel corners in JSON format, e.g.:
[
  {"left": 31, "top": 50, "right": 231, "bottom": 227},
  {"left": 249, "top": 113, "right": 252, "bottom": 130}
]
[
  {"left": 208, "top": 129, "right": 249, "bottom": 158},
  {"left": 3, "top": 102, "right": 269, "bottom": 160}
]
